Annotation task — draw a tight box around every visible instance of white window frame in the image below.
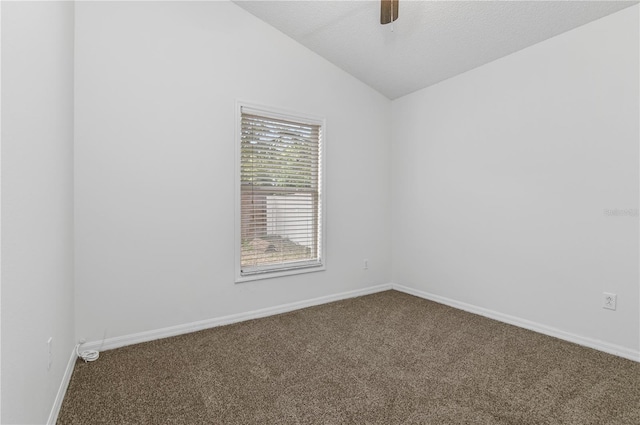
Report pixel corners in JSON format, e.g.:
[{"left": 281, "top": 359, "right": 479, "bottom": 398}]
[{"left": 234, "top": 101, "right": 326, "bottom": 283}]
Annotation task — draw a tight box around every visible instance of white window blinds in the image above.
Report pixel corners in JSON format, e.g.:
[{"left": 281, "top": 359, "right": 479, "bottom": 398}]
[{"left": 239, "top": 106, "right": 324, "bottom": 276}]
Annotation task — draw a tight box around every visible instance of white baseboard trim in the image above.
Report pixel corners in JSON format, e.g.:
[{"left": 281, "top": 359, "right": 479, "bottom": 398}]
[
  {"left": 392, "top": 283, "right": 640, "bottom": 362},
  {"left": 81, "top": 282, "right": 638, "bottom": 362},
  {"left": 47, "top": 345, "right": 77, "bottom": 425},
  {"left": 82, "top": 284, "right": 393, "bottom": 352}
]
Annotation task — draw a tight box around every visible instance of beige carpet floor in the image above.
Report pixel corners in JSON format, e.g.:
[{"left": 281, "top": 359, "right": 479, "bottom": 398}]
[{"left": 58, "top": 290, "right": 640, "bottom": 424}]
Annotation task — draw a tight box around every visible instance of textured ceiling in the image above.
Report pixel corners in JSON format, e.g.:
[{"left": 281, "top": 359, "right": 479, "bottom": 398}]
[{"left": 234, "top": 1, "right": 637, "bottom": 99}]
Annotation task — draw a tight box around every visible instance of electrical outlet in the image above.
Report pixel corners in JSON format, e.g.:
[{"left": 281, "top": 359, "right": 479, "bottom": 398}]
[
  {"left": 47, "top": 337, "right": 53, "bottom": 371},
  {"left": 603, "top": 292, "right": 617, "bottom": 310},
  {"left": 363, "top": 259, "right": 369, "bottom": 270}
]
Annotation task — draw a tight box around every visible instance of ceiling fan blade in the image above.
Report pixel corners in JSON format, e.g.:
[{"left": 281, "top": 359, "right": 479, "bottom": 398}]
[{"left": 380, "top": 0, "right": 399, "bottom": 25}]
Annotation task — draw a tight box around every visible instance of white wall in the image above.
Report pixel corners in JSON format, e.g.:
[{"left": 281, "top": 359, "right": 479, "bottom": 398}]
[
  {"left": 74, "top": 1, "right": 391, "bottom": 343},
  {"left": 1, "top": 2, "right": 75, "bottom": 424},
  {"left": 392, "top": 6, "right": 639, "bottom": 352}
]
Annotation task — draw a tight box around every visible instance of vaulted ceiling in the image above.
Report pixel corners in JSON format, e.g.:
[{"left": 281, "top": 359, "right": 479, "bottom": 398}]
[{"left": 234, "top": 1, "right": 637, "bottom": 99}]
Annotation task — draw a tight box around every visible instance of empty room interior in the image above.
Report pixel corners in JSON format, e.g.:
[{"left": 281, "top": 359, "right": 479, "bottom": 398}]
[{"left": 2, "top": 0, "right": 640, "bottom": 424}]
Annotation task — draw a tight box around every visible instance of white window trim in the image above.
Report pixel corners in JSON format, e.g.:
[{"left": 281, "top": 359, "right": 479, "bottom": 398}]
[{"left": 234, "top": 100, "right": 326, "bottom": 283}]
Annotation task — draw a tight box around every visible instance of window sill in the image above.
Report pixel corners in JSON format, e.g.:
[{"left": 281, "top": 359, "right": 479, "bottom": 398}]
[{"left": 235, "top": 264, "right": 326, "bottom": 283}]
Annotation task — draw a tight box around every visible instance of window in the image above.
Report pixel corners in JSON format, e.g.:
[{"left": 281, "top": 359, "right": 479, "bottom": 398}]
[{"left": 236, "top": 103, "right": 325, "bottom": 281}]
